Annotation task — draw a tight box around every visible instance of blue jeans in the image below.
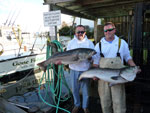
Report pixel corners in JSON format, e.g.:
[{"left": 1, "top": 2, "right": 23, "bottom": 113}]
[{"left": 70, "top": 69, "right": 89, "bottom": 109}]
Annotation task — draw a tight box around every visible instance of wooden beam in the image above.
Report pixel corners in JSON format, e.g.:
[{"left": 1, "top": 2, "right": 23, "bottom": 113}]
[
  {"left": 81, "top": 0, "right": 147, "bottom": 6},
  {"left": 44, "top": 0, "right": 75, "bottom": 4},
  {"left": 81, "top": 6, "right": 129, "bottom": 17},
  {"left": 81, "top": 0, "right": 112, "bottom": 5},
  {"left": 51, "top": 4, "right": 96, "bottom": 20},
  {"left": 72, "top": 1, "right": 136, "bottom": 12},
  {"left": 43, "top": 0, "right": 150, "bottom": 19}
]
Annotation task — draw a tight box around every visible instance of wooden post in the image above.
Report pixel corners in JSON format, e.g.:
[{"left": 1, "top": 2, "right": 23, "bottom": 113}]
[
  {"left": 48, "top": 4, "right": 60, "bottom": 104},
  {"left": 49, "top": 5, "right": 57, "bottom": 41},
  {"left": 132, "top": 3, "right": 144, "bottom": 113},
  {"left": 94, "top": 19, "right": 98, "bottom": 44}
]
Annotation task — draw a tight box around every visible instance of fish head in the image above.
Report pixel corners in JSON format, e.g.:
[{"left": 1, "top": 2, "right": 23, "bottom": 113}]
[
  {"left": 85, "top": 49, "right": 97, "bottom": 58},
  {"left": 130, "top": 66, "right": 139, "bottom": 74},
  {"left": 90, "top": 49, "right": 97, "bottom": 56}
]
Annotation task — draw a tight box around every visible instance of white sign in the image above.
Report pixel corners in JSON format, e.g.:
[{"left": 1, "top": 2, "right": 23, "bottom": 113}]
[{"left": 43, "top": 10, "right": 61, "bottom": 26}]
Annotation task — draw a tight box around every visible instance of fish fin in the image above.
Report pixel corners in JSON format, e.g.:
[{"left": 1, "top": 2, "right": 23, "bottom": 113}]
[
  {"left": 37, "top": 61, "right": 47, "bottom": 72},
  {"left": 118, "top": 70, "right": 122, "bottom": 76},
  {"left": 111, "top": 76, "right": 120, "bottom": 80},
  {"left": 89, "top": 67, "right": 99, "bottom": 69},
  {"left": 111, "top": 70, "right": 123, "bottom": 80}
]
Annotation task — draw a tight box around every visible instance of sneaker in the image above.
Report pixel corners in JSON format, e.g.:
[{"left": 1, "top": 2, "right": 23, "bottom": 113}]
[
  {"left": 72, "top": 106, "right": 79, "bottom": 113},
  {"left": 84, "top": 108, "right": 90, "bottom": 113}
]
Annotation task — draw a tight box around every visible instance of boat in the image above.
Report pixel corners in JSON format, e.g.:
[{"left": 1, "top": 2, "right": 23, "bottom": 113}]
[
  {"left": 0, "top": 27, "right": 46, "bottom": 75},
  {"left": 0, "top": 26, "right": 73, "bottom": 113},
  {"left": 0, "top": 25, "right": 46, "bottom": 86}
]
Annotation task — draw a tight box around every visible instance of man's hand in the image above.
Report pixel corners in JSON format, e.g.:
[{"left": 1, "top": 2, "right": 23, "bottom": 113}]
[
  {"left": 137, "top": 66, "right": 141, "bottom": 74},
  {"left": 93, "top": 77, "right": 99, "bottom": 81},
  {"left": 88, "top": 57, "right": 92, "bottom": 61},
  {"left": 92, "top": 64, "right": 99, "bottom": 68}
]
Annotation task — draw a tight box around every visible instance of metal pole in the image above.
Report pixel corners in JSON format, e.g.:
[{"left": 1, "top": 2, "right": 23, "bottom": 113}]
[{"left": 48, "top": 4, "right": 59, "bottom": 105}]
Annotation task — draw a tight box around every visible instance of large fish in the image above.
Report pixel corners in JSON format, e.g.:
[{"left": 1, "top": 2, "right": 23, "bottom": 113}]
[
  {"left": 37, "top": 48, "right": 96, "bottom": 71},
  {"left": 79, "top": 66, "right": 138, "bottom": 86}
]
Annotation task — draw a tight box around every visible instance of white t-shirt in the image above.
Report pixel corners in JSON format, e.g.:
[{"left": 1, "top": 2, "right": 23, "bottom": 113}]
[
  {"left": 67, "top": 35, "right": 95, "bottom": 71},
  {"left": 93, "top": 35, "right": 132, "bottom": 65}
]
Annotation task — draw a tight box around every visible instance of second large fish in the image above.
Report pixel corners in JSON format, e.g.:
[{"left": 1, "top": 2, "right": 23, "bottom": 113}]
[
  {"left": 79, "top": 66, "right": 138, "bottom": 86},
  {"left": 37, "top": 48, "right": 96, "bottom": 71}
]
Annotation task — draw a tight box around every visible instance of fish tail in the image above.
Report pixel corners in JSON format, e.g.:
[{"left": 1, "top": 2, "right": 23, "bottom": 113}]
[{"left": 37, "top": 61, "right": 47, "bottom": 72}]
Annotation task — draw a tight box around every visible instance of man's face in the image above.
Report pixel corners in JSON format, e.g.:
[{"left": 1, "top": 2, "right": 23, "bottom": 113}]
[
  {"left": 104, "top": 25, "right": 116, "bottom": 40},
  {"left": 75, "top": 27, "right": 86, "bottom": 40}
]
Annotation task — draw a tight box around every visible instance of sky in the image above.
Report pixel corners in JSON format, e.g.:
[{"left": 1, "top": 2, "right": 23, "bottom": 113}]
[{"left": 0, "top": 0, "right": 94, "bottom": 33}]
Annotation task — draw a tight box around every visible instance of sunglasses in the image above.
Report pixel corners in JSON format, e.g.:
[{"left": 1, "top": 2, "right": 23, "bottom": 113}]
[
  {"left": 77, "top": 31, "right": 85, "bottom": 34},
  {"left": 104, "top": 28, "right": 114, "bottom": 32}
]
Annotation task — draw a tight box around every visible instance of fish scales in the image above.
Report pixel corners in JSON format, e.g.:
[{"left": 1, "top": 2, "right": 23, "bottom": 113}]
[
  {"left": 79, "top": 66, "right": 138, "bottom": 85},
  {"left": 37, "top": 48, "right": 96, "bottom": 71},
  {"left": 48, "top": 52, "right": 78, "bottom": 64}
]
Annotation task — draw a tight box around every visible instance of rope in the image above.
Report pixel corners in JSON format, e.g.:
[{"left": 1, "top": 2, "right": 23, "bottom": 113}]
[
  {"left": 0, "top": 43, "right": 4, "bottom": 56},
  {"left": 38, "top": 40, "right": 72, "bottom": 113}
]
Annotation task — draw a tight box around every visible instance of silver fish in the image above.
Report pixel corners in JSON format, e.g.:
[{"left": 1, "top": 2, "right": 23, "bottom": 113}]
[
  {"left": 0, "top": 97, "right": 27, "bottom": 113},
  {"left": 79, "top": 66, "right": 138, "bottom": 86},
  {"left": 37, "top": 48, "right": 96, "bottom": 71}
]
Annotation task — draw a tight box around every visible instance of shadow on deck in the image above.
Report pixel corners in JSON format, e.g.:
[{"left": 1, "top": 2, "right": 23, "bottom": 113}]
[{"left": 50, "top": 80, "right": 150, "bottom": 113}]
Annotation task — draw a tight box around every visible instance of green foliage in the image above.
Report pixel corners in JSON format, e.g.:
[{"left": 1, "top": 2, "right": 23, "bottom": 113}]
[
  {"left": 86, "top": 29, "right": 94, "bottom": 38},
  {"left": 59, "top": 25, "right": 94, "bottom": 38},
  {"left": 59, "top": 26, "right": 74, "bottom": 36}
]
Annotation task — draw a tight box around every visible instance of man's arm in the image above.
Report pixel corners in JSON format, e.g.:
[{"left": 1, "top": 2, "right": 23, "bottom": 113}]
[
  {"left": 127, "top": 59, "right": 141, "bottom": 73},
  {"left": 127, "top": 59, "right": 136, "bottom": 66}
]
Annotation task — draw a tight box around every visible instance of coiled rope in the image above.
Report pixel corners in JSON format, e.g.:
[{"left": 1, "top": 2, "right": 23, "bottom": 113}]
[{"left": 38, "top": 40, "right": 72, "bottom": 113}]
